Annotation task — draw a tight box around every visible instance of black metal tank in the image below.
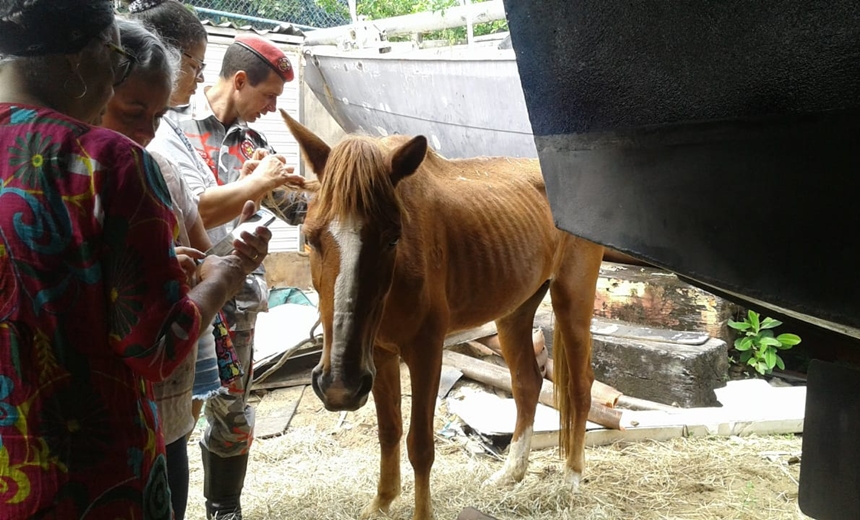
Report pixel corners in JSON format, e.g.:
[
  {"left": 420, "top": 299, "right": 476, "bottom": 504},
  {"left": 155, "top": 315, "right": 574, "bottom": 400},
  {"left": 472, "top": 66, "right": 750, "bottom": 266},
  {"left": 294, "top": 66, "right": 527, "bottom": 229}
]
[{"left": 504, "top": 0, "right": 860, "bottom": 338}]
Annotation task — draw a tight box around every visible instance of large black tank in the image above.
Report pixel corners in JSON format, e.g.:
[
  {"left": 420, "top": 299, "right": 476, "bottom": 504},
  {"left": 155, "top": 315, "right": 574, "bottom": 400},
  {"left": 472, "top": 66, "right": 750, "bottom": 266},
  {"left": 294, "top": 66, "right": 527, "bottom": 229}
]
[{"left": 504, "top": 0, "right": 860, "bottom": 337}]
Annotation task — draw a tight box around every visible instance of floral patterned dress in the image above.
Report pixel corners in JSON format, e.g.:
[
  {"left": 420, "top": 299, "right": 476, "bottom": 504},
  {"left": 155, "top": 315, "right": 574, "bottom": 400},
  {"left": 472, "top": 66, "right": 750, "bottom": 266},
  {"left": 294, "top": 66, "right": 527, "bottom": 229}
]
[{"left": 0, "top": 104, "right": 202, "bottom": 519}]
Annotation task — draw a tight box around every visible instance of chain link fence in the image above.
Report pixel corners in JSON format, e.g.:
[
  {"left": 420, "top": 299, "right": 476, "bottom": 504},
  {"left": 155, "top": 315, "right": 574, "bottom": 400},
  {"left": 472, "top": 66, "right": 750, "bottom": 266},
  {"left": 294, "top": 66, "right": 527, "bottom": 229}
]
[
  {"left": 115, "top": 1, "right": 350, "bottom": 31},
  {"left": 183, "top": 0, "right": 350, "bottom": 30}
]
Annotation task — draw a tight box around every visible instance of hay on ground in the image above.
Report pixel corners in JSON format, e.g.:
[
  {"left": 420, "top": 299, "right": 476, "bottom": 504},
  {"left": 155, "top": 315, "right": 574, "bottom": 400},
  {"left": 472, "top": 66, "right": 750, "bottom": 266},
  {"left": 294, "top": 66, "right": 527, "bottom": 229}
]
[{"left": 185, "top": 366, "right": 807, "bottom": 520}]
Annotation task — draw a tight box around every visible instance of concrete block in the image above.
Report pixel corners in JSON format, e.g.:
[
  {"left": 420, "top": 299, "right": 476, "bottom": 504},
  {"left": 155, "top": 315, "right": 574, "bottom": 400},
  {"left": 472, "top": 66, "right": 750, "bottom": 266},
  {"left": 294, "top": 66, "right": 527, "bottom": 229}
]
[{"left": 591, "top": 334, "right": 728, "bottom": 408}]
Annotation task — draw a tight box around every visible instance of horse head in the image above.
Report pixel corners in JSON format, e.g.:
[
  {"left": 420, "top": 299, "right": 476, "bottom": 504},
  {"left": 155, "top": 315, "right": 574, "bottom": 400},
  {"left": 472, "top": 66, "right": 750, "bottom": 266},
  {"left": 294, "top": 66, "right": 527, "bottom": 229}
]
[{"left": 281, "top": 109, "right": 427, "bottom": 411}]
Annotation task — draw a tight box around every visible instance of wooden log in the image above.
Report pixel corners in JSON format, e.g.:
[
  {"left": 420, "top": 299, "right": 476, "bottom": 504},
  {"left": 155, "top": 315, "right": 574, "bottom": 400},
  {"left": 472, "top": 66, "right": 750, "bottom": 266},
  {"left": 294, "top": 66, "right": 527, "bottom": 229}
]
[
  {"left": 442, "top": 350, "right": 623, "bottom": 430},
  {"left": 463, "top": 340, "right": 497, "bottom": 358},
  {"left": 540, "top": 358, "right": 622, "bottom": 409},
  {"left": 588, "top": 378, "right": 622, "bottom": 408},
  {"left": 443, "top": 323, "right": 498, "bottom": 348},
  {"left": 253, "top": 386, "right": 305, "bottom": 439},
  {"left": 474, "top": 329, "right": 548, "bottom": 376},
  {"left": 592, "top": 261, "right": 739, "bottom": 342}
]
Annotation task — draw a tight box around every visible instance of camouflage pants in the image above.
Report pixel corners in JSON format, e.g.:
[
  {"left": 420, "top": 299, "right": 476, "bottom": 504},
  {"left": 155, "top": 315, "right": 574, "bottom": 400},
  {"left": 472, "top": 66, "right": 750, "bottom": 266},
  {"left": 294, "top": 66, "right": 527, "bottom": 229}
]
[{"left": 201, "top": 330, "right": 255, "bottom": 457}]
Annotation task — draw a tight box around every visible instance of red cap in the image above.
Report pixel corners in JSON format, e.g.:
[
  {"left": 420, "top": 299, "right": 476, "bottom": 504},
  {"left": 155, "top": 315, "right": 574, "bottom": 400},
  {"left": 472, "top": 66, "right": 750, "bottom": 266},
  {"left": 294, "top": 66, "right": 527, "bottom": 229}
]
[{"left": 233, "top": 34, "right": 294, "bottom": 82}]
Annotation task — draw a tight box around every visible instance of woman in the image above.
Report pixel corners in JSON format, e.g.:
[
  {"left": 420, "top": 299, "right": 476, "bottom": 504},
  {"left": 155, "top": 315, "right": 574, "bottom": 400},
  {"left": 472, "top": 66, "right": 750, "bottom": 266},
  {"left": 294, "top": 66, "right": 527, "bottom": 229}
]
[
  {"left": 129, "top": 0, "right": 238, "bottom": 412},
  {"left": 100, "top": 18, "right": 211, "bottom": 520},
  {"left": 0, "top": 2, "right": 270, "bottom": 518},
  {"left": 128, "top": 0, "right": 209, "bottom": 110},
  {"left": 131, "top": 4, "right": 307, "bottom": 518}
]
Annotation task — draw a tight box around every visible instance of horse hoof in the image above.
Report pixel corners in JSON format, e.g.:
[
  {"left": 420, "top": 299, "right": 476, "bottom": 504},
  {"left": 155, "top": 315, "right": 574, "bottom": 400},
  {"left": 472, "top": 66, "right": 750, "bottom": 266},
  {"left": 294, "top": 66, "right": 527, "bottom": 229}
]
[
  {"left": 565, "top": 470, "right": 582, "bottom": 493},
  {"left": 411, "top": 507, "right": 434, "bottom": 520},
  {"left": 483, "top": 469, "right": 518, "bottom": 488},
  {"left": 360, "top": 501, "right": 390, "bottom": 519}
]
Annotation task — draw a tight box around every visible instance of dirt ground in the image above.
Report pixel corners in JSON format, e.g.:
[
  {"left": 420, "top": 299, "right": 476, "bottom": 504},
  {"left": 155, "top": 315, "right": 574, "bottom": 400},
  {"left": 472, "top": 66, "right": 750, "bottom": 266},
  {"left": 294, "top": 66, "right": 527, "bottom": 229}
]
[{"left": 183, "top": 363, "right": 808, "bottom": 520}]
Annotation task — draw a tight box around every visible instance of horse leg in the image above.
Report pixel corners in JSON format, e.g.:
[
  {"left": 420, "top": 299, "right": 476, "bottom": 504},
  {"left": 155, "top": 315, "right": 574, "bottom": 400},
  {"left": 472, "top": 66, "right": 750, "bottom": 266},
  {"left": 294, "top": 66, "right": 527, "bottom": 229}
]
[
  {"left": 401, "top": 332, "right": 444, "bottom": 520},
  {"left": 485, "top": 281, "right": 551, "bottom": 486},
  {"left": 550, "top": 236, "right": 603, "bottom": 492},
  {"left": 361, "top": 349, "right": 403, "bottom": 519}
]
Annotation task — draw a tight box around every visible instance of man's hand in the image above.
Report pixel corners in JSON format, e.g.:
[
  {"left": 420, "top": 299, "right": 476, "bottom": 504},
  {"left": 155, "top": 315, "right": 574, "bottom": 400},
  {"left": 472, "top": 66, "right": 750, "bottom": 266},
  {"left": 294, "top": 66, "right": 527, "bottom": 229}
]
[
  {"left": 243, "top": 154, "right": 304, "bottom": 192},
  {"left": 239, "top": 148, "right": 270, "bottom": 179},
  {"left": 197, "top": 201, "right": 273, "bottom": 297},
  {"left": 231, "top": 200, "right": 272, "bottom": 272}
]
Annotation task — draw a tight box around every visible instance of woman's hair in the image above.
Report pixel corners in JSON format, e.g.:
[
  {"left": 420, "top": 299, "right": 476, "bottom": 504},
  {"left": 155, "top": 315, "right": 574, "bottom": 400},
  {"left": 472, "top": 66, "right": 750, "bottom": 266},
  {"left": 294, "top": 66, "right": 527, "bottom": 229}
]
[
  {"left": 0, "top": 0, "right": 114, "bottom": 57},
  {"left": 116, "top": 19, "right": 181, "bottom": 87},
  {"left": 2, "top": 22, "right": 117, "bottom": 95},
  {"left": 128, "top": 0, "right": 208, "bottom": 52}
]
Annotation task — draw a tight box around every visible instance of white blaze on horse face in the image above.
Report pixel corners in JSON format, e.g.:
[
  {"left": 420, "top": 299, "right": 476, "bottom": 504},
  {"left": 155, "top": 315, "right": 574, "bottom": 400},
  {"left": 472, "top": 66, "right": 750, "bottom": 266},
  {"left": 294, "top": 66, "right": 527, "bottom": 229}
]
[{"left": 329, "top": 218, "right": 363, "bottom": 368}]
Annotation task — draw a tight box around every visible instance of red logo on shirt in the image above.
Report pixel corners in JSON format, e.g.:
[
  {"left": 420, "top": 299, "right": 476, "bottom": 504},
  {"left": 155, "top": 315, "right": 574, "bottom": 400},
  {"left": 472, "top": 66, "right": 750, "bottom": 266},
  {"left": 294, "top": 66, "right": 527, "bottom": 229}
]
[{"left": 240, "top": 139, "right": 255, "bottom": 160}]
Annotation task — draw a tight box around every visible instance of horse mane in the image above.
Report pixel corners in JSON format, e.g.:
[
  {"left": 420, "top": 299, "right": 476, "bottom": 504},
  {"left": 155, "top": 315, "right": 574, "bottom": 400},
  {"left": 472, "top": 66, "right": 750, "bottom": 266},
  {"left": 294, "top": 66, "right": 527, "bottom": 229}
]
[{"left": 315, "top": 135, "right": 404, "bottom": 227}]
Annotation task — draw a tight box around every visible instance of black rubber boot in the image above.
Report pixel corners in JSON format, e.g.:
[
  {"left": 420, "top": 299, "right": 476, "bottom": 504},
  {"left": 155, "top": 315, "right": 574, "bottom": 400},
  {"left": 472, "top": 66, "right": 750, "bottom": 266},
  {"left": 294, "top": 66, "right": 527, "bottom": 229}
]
[{"left": 200, "top": 442, "right": 249, "bottom": 520}]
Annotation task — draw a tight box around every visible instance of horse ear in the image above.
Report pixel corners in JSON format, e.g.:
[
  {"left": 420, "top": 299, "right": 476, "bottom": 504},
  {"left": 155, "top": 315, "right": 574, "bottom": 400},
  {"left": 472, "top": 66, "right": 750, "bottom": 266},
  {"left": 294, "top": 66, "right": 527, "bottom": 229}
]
[
  {"left": 390, "top": 136, "right": 427, "bottom": 186},
  {"left": 279, "top": 109, "right": 330, "bottom": 179}
]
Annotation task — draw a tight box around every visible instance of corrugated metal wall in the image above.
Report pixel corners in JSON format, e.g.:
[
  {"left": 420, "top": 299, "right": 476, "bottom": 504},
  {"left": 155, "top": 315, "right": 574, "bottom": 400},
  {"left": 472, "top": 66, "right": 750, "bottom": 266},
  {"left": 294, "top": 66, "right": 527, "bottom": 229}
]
[{"left": 202, "top": 27, "right": 304, "bottom": 253}]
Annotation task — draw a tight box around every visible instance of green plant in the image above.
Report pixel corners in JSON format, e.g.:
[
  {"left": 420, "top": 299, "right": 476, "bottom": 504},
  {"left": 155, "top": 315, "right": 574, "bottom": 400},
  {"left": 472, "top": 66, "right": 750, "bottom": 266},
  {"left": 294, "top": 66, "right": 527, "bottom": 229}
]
[{"left": 728, "top": 310, "right": 802, "bottom": 376}]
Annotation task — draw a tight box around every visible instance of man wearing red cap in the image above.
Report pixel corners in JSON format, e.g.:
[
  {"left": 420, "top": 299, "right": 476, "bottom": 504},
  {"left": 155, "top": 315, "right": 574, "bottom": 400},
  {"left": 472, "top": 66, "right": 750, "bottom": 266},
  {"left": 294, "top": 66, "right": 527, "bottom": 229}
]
[{"left": 150, "top": 33, "right": 305, "bottom": 520}]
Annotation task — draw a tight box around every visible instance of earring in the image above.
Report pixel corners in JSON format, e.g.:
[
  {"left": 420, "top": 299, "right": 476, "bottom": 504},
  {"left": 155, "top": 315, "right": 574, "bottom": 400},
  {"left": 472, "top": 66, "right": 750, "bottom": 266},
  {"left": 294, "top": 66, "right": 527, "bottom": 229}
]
[{"left": 63, "top": 61, "right": 88, "bottom": 100}]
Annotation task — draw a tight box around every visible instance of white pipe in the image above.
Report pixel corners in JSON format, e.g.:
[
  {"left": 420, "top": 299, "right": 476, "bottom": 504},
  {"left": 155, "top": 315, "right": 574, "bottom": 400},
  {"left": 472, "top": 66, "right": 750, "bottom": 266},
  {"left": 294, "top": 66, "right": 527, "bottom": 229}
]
[
  {"left": 304, "top": 0, "right": 506, "bottom": 46},
  {"left": 348, "top": 0, "right": 357, "bottom": 25},
  {"left": 465, "top": 0, "right": 474, "bottom": 47}
]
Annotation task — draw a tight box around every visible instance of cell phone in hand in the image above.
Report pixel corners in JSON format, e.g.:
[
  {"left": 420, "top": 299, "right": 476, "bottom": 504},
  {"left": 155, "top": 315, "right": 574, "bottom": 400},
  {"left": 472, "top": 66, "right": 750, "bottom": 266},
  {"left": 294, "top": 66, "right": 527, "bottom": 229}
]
[{"left": 206, "top": 207, "right": 277, "bottom": 257}]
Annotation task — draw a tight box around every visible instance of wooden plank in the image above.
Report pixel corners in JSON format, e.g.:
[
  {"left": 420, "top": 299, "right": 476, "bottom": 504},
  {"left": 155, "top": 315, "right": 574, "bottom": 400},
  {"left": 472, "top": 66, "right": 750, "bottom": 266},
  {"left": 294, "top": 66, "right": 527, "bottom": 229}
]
[
  {"left": 438, "top": 365, "right": 463, "bottom": 399},
  {"left": 254, "top": 386, "right": 306, "bottom": 439},
  {"left": 530, "top": 381, "right": 806, "bottom": 449},
  {"left": 590, "top": 317, "right": 709, "bottom": 345},
  {"left": 252, "top": 375, "right": 312, "bottom": 391},
  {"left": 251, "top": 348, "right": 321, "bottom": 391},
  {"left": 616, "top": 394, "right": 681, "bottom": 413},
  {"left": 446, "top": 315, "right": 709, "bottom": 353},
  {"left": 442, "top": 350, "right": 622, "bottom": 430}
]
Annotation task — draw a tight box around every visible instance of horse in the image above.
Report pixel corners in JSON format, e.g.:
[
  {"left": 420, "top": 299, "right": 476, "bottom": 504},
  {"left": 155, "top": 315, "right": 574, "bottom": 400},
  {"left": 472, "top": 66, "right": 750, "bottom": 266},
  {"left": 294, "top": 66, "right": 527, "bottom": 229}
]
[{"left": 281, "top": 109, "right": 604, "bottom": 520}]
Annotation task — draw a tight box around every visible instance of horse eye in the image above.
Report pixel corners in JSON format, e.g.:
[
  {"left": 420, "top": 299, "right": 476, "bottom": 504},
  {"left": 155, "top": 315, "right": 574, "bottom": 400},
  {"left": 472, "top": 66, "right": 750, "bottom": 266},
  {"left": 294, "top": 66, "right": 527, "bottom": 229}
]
[{"left": 388, "top": 238, "right": 400, "bottom": 248}]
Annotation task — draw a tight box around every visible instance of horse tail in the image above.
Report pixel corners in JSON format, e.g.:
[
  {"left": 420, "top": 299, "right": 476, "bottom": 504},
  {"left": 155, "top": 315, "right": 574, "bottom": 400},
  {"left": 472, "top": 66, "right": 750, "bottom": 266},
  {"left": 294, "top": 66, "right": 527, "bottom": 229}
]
[{"left": 552, "top": 321, "right": 573, "bottom": 457}]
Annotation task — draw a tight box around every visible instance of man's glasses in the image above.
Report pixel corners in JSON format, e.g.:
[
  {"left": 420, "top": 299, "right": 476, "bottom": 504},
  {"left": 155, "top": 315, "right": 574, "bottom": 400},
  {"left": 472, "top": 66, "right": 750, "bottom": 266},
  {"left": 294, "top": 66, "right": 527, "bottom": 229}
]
[
  {"left": 106, "top": 41, "right": 137, "bottom": 87},
  {"left": 183, "top": 52, "right": 206, "bottom": 77}
]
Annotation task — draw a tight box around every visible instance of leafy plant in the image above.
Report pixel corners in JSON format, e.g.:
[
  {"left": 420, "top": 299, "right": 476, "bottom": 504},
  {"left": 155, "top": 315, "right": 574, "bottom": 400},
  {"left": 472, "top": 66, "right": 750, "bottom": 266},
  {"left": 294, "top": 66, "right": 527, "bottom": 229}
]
[{"left": 728, "top": 310, "right": 801, "bottom": 376}]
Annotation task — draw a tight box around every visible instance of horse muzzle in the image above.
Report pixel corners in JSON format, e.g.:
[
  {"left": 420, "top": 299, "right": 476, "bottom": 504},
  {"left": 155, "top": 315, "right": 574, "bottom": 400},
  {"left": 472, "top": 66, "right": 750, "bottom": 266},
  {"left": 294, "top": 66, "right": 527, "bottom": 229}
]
[{"left": 311, "top": 364, "right": 374, "bottom": 411}]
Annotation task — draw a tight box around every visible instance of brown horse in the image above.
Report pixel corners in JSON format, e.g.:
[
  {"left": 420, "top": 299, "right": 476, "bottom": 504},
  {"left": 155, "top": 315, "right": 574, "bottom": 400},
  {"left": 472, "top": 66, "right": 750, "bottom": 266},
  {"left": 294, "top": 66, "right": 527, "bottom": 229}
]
[{"left": 281, "top": 109, "right": 603, "bottom": 520}]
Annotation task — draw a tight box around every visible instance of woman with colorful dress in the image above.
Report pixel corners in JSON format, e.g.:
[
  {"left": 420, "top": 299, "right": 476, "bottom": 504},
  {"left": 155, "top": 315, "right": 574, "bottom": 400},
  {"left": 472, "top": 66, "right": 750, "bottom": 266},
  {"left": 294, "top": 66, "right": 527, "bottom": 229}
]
[{"left": 0, "top": 1, "right": 271, "bottom": 517}]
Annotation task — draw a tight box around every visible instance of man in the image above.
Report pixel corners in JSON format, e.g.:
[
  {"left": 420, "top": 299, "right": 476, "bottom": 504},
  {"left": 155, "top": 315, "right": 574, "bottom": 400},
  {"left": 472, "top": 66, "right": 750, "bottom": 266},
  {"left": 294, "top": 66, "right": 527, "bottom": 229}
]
[{"left": 149, "top": 34, "right": 306, "bottom": 519}]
